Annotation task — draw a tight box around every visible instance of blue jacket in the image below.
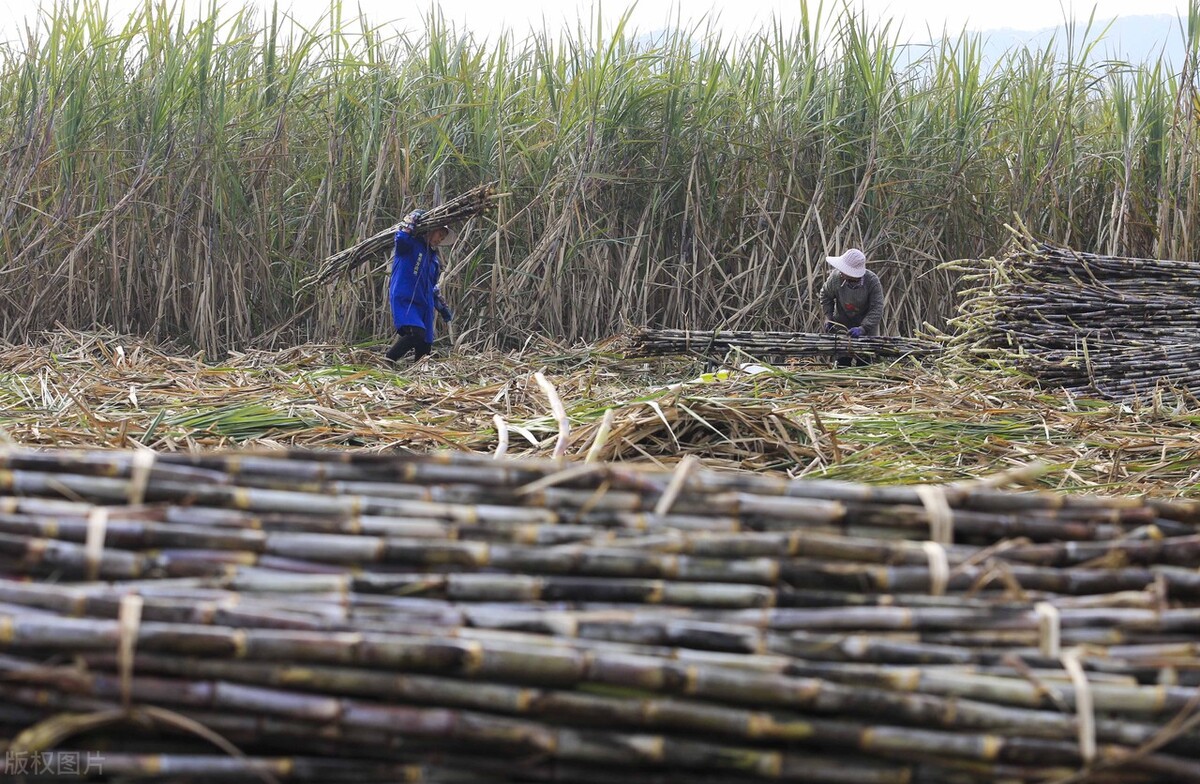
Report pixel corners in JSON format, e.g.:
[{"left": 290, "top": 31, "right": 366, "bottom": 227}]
[{"left": 389, "top": 229, "right": 442, "bottom": 342}]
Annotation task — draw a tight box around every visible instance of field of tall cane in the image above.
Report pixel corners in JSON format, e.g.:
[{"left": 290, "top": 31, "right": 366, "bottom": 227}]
[{"left": 2, "top": 2, "right": 1199, "bottom": 353}]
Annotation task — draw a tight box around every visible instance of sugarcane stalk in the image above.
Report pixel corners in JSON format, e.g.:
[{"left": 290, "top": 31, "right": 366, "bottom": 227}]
[
  {"left": 1, "top": 613, "right": 1194, "bottom": 748},
  {"left": 625, "top": 329, "right": 943, "bottom": 360},
  {"left": 0, "top": 659, "right": 1184, "bottom": 769},
  {"left": 7, "top": 444, "right": 1187, "bottom": 524},
  {"left": 71, "top": 651, "right": 1193, "bottom": 748}
]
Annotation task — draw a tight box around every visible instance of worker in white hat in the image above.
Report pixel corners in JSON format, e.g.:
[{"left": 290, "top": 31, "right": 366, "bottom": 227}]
[{"left": 819, "top": 248, "right": 885, "bottom": 337}]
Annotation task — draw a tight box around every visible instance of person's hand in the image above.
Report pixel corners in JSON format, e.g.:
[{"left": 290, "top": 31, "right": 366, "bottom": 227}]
[
  {"left": 400, "top": 209, "right": 425, "bottom": 234},
  {"left": 824, "top": 321, "right": 838, "bottom": 333},
  {"left": 848, "top": 327, "right": 864, "bottom": 337},
  {"left": 436, "top": 302, "right": 453, "bottom": 323}
]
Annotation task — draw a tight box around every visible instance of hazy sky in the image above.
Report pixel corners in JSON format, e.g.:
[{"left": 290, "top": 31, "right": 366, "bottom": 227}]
[
  {"left": 0, "top": 0, "right": 1188, "bottom": 40},
  {"left": 418, "top": 0, "right": 1186, "bottom": 38}
]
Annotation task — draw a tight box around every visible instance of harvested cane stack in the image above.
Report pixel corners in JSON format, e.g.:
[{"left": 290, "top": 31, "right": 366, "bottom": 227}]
[
  {"left": 627, "top": 328, "right": 941, "bottom": 362},
  {"left": 1, "top": 447, "right": 1200, "bottom": 783},
  {"left": 305, "top": 182, "right": 500, "bottom": 287},
  {"left": 950, "top": 237, "right": 1200, "bottom": 399}
]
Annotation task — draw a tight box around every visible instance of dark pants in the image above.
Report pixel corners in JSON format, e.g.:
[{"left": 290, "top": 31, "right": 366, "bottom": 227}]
[{"left": 386, "top": 326, "right": 431, "bottom": 361}]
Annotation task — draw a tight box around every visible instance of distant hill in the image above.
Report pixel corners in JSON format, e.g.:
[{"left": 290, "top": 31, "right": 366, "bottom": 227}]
[{"left": 963, "top": 14, "right": 1184, "bottom": 68}]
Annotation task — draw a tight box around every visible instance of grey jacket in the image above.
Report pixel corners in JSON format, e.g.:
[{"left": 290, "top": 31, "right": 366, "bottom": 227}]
[{"left": 820, "top": 270, "right": 884, "bottom": 335}]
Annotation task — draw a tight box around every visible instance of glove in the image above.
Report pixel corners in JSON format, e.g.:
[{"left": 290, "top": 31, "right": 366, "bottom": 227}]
[
  {"left": 436, "top": 302, "right": 453, "bottom": 323},
  {"left": 848, "top": 327, "right": 864, "bottom": 337},
  {"left": 400, "top": 209, "right": 425, "bottom": 234},
  {"left": 824, "top": 321, "right": 838, "bottom": 333}
]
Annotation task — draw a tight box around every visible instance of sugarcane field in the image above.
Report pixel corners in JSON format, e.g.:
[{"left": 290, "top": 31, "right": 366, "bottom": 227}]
[{"left": 3, "top": 1, "right": 1200, "bottom": 783}]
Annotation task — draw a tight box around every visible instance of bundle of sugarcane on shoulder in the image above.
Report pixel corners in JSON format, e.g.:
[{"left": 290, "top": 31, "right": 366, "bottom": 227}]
[
  {"left": 2, "top": 446, "right": 1200, "bottom": 783},
  {"left": 306, "top": 182, "right": 500, "bottom": 362}
]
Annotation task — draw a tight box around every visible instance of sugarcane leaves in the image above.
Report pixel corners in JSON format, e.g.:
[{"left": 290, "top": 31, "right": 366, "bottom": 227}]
[
  {"left": 167, "top": 403, "right": 314, "bottom": 440},
  {"left": 643, "top": 400, "right": 678, "bottom": 450},
  {"left": 676, "top": 400, "right": 740, "bottom": 451},
  {"left": 508, "top": 423, "right": 542, "bottom": 447},
  {"left": 139, "top": 408, "right": 168, "bottom": 446}
]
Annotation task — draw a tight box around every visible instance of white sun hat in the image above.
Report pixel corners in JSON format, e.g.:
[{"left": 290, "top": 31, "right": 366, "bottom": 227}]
[{"left": 827, "top": 248, "right": 867, "bottom": 278}]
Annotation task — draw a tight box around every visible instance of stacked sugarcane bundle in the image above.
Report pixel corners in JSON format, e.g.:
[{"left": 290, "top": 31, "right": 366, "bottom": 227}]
[
  {"left": 2, "top": 447, "right": 1200, "bottom": 783},
  {"left": 949, "top": 237, "right": 1200, "bottom": 399},
  {"left": 304, "top": 182, "right": 500, "bottom": 287},
  {"left": 626, "top": 328, "right": 942, "bottom": 362}
]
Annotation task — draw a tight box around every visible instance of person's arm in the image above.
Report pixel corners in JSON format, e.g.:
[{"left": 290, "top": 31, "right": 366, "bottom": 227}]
[
  {"left": 820, "top": 274, "right": 837, "bottom": 323},
  {"left": 393, "top": 230, "right": 416, "bottom": 259},
  {"left": 862, "top": 273, "right": 885, "bottom": 331},
  {"left": 434, "top": 286, "right": 453, "bottom": 322}
]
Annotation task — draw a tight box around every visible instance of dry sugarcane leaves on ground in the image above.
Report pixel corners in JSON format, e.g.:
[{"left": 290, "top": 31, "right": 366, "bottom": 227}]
[{"left": 2, "top": 330, "right": 1200, "bottom": 496}]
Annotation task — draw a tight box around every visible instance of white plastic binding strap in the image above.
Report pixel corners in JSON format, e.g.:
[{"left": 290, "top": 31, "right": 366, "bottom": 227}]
[
  {"left": 915, "top": 484, "right": 954, "bottom": 545},
  {"left": 127, "top": 450, "right": 156, "bottom": 506},
  {"left": 1061, "top": 649, "right": 1097, "bottom": 764},
  {"left": 922, "top": 541, "right": 950, "bottom": 596},
  {"left": 118, "top": 593, "right": 144, "bottom": 711},
  {"left": 1035, "top": 602, "right": 1062, "bottom": 659},
  {"left": 85, "top": 507, "right": 110, "bottom": 583}
]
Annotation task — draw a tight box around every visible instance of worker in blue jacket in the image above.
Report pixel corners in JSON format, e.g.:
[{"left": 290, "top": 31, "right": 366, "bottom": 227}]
[{"left": 386, "top": 209, "right": 454, "bottom": 362}]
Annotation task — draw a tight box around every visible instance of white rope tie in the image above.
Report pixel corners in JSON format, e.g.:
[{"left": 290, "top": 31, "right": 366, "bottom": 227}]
[
  {"left": 922, "top": 541, "right": 949, "bottom": 596},
  {"left": 1061, "top": 649, "right": 1096, "bottom": 764},
  {"left": 85, "top": 507, "right": 109, "bottom": 582},
  {"left": 916, "top": 484, "right": 954, "bottom": 545},
  {"left": 127, "top": 450, "right": 156, "bottom": 506},
  {"left": 118, "top": 594, "right": 144, "bottom": 711},
  {"left": 1036, "top": 602, "right": 1062, "bottom": 659}
]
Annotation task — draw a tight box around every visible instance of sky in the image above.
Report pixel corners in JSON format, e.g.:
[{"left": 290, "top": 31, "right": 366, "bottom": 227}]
[
  {"left": 0, "top": 0, "right": 1189, "bottom": 41},
  {"left": 415, "top": 0, "right": 1188, "bottom": 39}
]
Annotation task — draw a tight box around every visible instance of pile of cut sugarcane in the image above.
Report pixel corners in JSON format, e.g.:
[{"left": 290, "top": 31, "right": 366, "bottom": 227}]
[
  {"left": 627, "top": 328, "right": 941, "bottom": 362},
  {"left": 950, "top": 236, "right": 1200, "bottom": 399},
  {"left": 1, "top": 447, "right": 1199, "bottom": 783},
  {"left": 305, "top": 182, "right": 500, "bottom": 287}
]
